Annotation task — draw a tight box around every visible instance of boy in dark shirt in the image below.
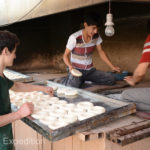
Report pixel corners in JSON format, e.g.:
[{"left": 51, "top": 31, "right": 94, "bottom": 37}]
[{"left": 0, "top": 30, "right": 53, "bottom": 150}]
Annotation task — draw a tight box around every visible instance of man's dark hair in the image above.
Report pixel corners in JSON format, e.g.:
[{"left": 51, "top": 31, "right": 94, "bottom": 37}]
[
  {"left": 0, "top": 30, "right": 19, "bottom": 54},
  {"left": 83, "top": 13, "right": 102, "bottom": 27}
]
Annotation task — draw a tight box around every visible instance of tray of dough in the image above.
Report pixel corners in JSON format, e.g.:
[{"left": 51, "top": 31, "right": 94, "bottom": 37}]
[
  {"left": 4, "top": 69, "right": 33, "bottom": 82},
  {"left": 10, "top": 81, "right": 136, "bottom": 142}
]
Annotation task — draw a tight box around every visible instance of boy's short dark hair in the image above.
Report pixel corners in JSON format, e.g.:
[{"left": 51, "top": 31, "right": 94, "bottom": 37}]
[
  {"left": 0, "top": 30, "right": 19, "bottom": 54},
  {"left": 83, "top": 13, "right": 102, "bottom": 27}
]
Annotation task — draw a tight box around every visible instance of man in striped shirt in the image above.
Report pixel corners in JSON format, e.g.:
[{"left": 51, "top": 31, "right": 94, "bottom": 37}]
[
  {"left": 63, "top": 13, "right": 120, "bottom": 88},
  {"left": 121, "top": 20, "right": 150, "bottom": 117}
]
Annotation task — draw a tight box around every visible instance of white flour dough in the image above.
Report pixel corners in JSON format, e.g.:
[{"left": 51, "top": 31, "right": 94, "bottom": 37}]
[{"left": 71, "top": 69, "right": 82, "bottom": 77}]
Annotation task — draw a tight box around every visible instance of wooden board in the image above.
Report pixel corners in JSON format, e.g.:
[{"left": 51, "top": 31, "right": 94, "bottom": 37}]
[{"left": 106, "top": 120, "right": 150, "bottom": 146}]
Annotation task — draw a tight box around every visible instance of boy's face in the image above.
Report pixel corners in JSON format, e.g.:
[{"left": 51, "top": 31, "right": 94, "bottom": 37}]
[
  {"left": 84, "top": 23, "right": 98, "bottom": 37},
  {"left": 5, "top": 47, "right": 16, "bottom": 67}
]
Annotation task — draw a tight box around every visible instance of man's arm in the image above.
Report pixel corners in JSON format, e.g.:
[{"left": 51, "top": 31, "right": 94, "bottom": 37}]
[
  {"left": 124, "top": 62, "right": 150, "bottom": 86},
  {"left": 11, "top": 82, "right": 53, "bottom": 96},
  {"left": 0, "top": 102, "right": 33, "bottom": 127},
  {"left": 63, "top": 48, "right": 73, "bottom": 71},
  {"left": 96, "top": 44, "right": 120, "bottom": 72}
]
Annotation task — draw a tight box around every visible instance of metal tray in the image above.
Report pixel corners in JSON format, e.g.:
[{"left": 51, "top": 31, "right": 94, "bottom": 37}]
[
  {"left": 15, "top": 81, "right": 136, "bottom": 142},
  {"left": 4, "top": 69, "right": 33, "bottom": 82}
]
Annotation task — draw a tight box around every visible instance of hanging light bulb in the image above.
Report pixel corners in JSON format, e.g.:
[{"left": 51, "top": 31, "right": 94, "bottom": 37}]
[{"left": 105, "top": 0, "right": 115, "bottom": 37}]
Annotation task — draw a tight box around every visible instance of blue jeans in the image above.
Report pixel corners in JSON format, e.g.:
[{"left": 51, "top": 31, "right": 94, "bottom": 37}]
[{"left": 62, "top": 68, "right": 116, "bottom": 88}]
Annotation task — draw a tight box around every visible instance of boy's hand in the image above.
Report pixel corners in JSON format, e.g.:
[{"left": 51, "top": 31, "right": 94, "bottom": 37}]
[
  {"left": 69, "top": 65, "right": 73, "bottom": 72},
  {"left": 112, "top": 66, "right": 121, "bottom": 73},
  {"left": 43, "top": 86, "right": 54, "bottom": 96},
  {"left": 17, "top": 102, "right": 34, "bottom": 118}
]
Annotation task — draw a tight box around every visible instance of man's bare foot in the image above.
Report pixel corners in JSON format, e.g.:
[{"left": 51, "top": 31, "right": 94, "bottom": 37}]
[{"left": 124, "top": 76, "right": 135, "bottom": 86}]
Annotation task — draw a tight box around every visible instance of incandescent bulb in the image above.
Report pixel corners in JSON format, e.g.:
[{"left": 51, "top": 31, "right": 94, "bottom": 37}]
[
  {"left": 105, "top": 25, "right": 115, "bottom": 37},
  {"left": 105, "top": 13, "right": 115, "bottom": 37}
]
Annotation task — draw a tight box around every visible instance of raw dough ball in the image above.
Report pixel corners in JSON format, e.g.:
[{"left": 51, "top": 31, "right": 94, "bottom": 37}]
[
  {"left": 77, "top": 101, "right": 93, "bottom": 109},
  {"left": 56, "top": 100, "right": 68, "bottom": 105},
  {"left": 59, "top": 114, "right": 78, "bottom": 123},
  {"left": 50, "top": 97, "right": 59, "bottom": 101},
  {"left": 39, "top": 116, "right": 57, "bottom": 125},
  {"left": 88, "top": 106, "right": 106, "bottom": 115},
  {"left": 71, "top": 69, "right": 82, "bottom": 77},
  {"left": 65, "top": 90, "right": 78, "bottom": 98},
  {"left": 78, "top": 112, "right": 95, "bottom": 121},
  {"left": 57, "top": 88, "right": 68, "bottom": 97},
  {"left": 55, "top": 108, "right": 67, "bottom": 115},
  {"left": 64, "top": 103, "right": 76, "bottom": 111}
]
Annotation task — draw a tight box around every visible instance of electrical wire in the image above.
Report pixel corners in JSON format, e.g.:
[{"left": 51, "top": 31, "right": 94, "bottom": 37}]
[{"left": 109, "top": 0, "right": 111, "bottom": 13}]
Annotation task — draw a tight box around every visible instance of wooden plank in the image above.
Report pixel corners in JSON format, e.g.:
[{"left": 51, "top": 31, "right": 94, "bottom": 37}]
[
  {"left": 117, "top": 127, "right": 150, "bottom": 146},
  {"left": 105, "top": 137, "right": 150, "bottom": 150},
  {"left": 37, "top": 133, "right": 43, "bottom": 150},
  {"left": 42, "top": 137, "right": 52, "bottom": 150},
  {"left": 106, "top": 120, "right": 150, "bottom": 146},
  {"left": 14, "top": 120, "right": 39, "bottom": 150},
  {"left": 116, "top": 120, "right": 150, "bottom": 136}
]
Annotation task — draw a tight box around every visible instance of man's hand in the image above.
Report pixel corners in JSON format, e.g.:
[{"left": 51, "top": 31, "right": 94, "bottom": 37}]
[
  {"left": 69, "top": 65, "right": 73, "bottom": 72},
  {"left": 124, "top": 76, "right": 135, "bottom": 86},
  {"left": 17, "top": 102, "right": 34, "bottom": 118},
  {"left": 43, "top": 86, "right": 54, "bottom": 96},
  {"left": 112, "top": 66, "right": 121, "bottom": 73}
]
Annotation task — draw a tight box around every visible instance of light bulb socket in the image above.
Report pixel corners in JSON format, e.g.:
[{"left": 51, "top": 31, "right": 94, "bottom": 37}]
[{"left": 105, "top": 13, "right": 114, "bottom": 26}]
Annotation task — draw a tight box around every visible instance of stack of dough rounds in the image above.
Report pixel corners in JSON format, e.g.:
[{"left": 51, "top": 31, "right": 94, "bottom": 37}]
[
  {"left": 64, "top": 89, "right": 78, "bottom": 98},
  {"left": 57, "top": 88, "right": 79, "bottom": 98},
  {"left": 71, "top": 69, "right": 82, "bottom": 77},
  {"left": 57, "top": 88, "right": 67, "bottom": 97}
]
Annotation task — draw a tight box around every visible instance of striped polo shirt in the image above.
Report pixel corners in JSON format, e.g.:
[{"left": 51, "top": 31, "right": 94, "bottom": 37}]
[
  {"left": 66, "top": 29, "right": 102, "bottom": 70},
  {"left": 139, "top": 34, "right": 150, "bottom": 63}
]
